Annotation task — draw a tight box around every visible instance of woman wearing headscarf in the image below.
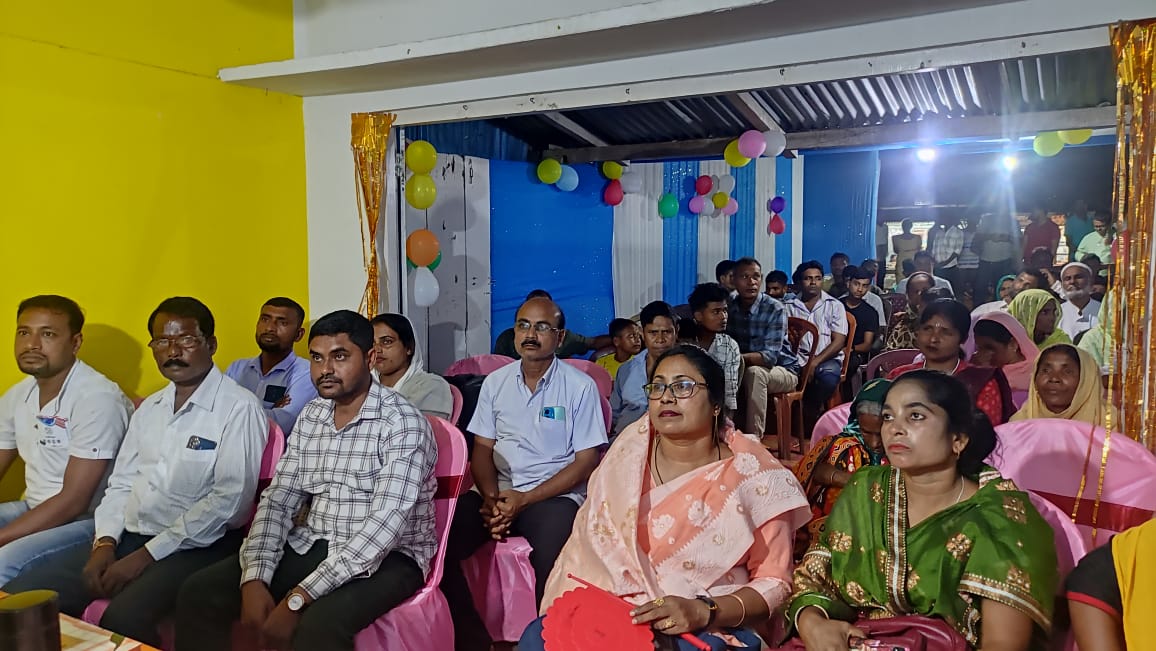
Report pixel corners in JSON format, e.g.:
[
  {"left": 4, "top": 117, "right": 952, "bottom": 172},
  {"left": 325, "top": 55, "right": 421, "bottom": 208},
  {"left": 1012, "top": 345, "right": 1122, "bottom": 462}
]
[
  {"left": 966, "top": 311, "right": 1040, "bottom": 397},
  {"left": 1008, "top": 288, "right": 1070, "bottom": 349},
  {"left": 792, "top": 379, "right": 890, "bottom": 555},
  {"left": 369, "top": 313, "right": 454, "bottom": 419},
  {"left": 1011, "top": 343, "right": 1116, "bottom": 428}
]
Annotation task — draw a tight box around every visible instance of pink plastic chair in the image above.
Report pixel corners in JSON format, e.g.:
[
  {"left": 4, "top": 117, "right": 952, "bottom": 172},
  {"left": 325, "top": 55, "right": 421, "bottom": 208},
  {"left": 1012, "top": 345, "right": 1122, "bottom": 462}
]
[
  {"left": 449, "top": 383, "right": 464, "bottom": 424},
  {"left": 562, "top": 358, "right": 613, "bottom": 399},
  {"left": 1026, "top": 491, "right": 1086, "bottom": 651},
  {"left": 83, "top": 420, "right": 288, "bottom": 648},
  {"left": 864, "top": 349, "right": 919, "bottom": 380},
  {"left": 353, "top": 415, "right": 469, "bottom": 650},
  {"left": 991, "top": 419, "right": 1156, "bottom": 548},
  {"left": 445, "top": 354, "right": 515, "bottom": 377},
  {"left": 811, "top": 403, "right": 852, "bottom": 447},
  {"left": 461, "top": 537, "right": 538, "bottom": 642},
  {"left": 599, "top": 395, "right": 612, "bottom": 432}
]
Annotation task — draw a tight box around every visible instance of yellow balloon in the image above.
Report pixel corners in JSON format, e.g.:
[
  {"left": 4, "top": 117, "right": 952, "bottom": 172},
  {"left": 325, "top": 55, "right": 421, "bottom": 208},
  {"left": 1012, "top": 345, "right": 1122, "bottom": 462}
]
[
  {"left": 712, "top": 192, "right": 729, "bottom": 209},
  {"left": 406, "top": 173, "right": 437, "bottom": 210},
  {"left": 602, "top": 161, "right": 623, "bottom": 180},
  {"left": 1033, "top": 132, "right": 1064, "bottom": 158},
  {"left": 405, "top": 141, "right": 438, "bottom": 174},
  {"left": 724, "top": 140, "right": 751, "bottom": 168},
  {"left": 537, "top": 159, "right": 562, "bottom": 184},
  {"left": 1058, "top": 129, "right": 1093, "bottom": 145}
]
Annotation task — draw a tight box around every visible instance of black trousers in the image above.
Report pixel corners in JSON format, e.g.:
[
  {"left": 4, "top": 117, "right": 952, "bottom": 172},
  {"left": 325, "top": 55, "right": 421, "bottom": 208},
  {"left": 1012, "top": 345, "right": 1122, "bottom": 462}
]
[
  {"left": 175, "top": 540, "right": 422, "bottom": 651},
  {"left": 440, "top": 491, "right": 579, "bottom": 650},
  {"left": 2, "top": 529, "right": 244, "bottom": 647}
]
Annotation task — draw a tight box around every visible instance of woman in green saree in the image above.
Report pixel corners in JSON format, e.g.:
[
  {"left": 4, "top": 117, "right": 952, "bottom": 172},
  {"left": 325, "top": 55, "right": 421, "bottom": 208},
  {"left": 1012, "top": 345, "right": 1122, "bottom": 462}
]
[{"left": 786, "top": 370, "right": 1057, "bottom": 651}]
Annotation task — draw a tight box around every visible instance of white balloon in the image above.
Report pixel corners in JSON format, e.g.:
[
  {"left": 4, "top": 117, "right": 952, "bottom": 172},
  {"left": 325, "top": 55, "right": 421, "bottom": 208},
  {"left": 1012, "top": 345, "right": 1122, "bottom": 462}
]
[
  {"left": 412, "top": 266, "right": 440, "bottom": 307},
  {"left": 620, "top": 171, "right": 643, "bottom": 194},
  {"left": 763, "top": 130, "right": 787, "bottom": 157},
  {"left": 719, "top": 174, "right": 736, "bottom": 194},
  {"left": 709, "top": 175, "right": 720, "bottom": 194}
]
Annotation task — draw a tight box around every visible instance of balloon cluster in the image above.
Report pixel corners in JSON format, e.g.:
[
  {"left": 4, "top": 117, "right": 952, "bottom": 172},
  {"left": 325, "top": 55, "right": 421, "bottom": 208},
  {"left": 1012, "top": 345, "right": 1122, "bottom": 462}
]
[
  {"left": 405, "top": 229, "right": 441, "bottom": 307},
  {"left": 767, "top": 196, "right": 787, "bottom": 235},
  {"left": 689, "top": 174, "right": 738, "bottom": 217},
  {"left": 404, "top": 141, "right": 438, "bottom": 210},
  {"left": 1032, "top": 129, "right": 1092, "bottom": 157},
  {"left": 723, "top": 129, "right": 788, "bottom": 167},
  {"left": 599, "top": 161, "right": 642, "bottom": 207},
  {"left": 537, "top": 159, "right": 580, "bottom": 192}
]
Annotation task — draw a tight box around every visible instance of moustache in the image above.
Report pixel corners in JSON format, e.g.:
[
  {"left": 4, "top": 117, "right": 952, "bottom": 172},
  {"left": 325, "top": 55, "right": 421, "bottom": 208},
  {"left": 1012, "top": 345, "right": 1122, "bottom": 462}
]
[
  {"left": 519, "top": 340, "right": 540, "bottom": 348},
  {"left": 163, "top": 359, "right": 190, "bottom": 368},
  {"left": 317, "top": 375, "right": 340, "bottom": 384}
]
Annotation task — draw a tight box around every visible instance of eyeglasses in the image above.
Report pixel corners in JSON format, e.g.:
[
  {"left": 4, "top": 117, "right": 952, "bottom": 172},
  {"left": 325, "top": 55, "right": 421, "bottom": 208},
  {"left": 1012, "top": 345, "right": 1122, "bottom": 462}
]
[
  {"left": 515, "top": 321, "right": 561, "bottom": 334},
  {"left": 148, "top": 335, "right": 204, "bottom": 351},
  {"left": 643, "top": 380, "right": 703, "bottom": 400}
]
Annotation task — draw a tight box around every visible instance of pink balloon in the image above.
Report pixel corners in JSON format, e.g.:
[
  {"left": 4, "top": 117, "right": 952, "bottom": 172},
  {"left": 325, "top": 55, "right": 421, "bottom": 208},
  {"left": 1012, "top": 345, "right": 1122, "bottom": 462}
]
[
  {"left": 603, "top": 179, "right": 624, "bottom": 206},
  {"left": 723, "top": 197, "right": 739, "bottom": 216},
  {"left": 694, "top": 175, "right": 712, "bottom": 195},
  {"left": 769, "top": 213, "right": 786, "bottom": 235},
  {"left": 737, "top": 130, "right": 768, "bottom": 159},
  {"left": 688, "top": 195, "right": 706, "bottom": 214}
]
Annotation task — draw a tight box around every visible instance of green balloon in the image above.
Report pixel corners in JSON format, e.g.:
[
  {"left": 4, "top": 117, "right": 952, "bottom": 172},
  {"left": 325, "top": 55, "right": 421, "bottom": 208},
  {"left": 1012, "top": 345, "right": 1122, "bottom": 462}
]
[
  {"left": 406, "top": 257, "right": 417, "bottom": 271},
  {"left": 658, "top": 193, "right": 679, "bottom": 218},
  {"left": 428, "top": 251, "right": 442, "bottom": 271}
]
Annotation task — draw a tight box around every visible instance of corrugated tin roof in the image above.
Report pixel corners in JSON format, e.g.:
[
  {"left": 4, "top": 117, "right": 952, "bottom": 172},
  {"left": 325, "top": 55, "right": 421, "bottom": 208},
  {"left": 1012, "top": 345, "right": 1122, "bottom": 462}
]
[{"left": 487, "top": 47, "right": 1113, "bottom": 150}]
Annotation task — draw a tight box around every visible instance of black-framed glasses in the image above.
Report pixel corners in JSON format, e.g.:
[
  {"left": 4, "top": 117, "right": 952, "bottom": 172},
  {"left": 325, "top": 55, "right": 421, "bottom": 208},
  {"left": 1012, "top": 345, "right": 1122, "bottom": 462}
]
[
  {"left": 643, "top": 380, "right": 703, "bottom": 400},
  {"left": 148, "top": 335, "right": 204, "bottom": 351},
  {"left": 515, "top": 320, "right": 561, "bottom": 334}
]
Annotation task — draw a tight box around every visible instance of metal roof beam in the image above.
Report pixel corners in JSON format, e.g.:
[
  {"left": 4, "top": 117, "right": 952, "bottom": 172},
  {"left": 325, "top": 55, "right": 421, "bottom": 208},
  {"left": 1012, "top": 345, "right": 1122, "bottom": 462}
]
[
  {"left": 726, "top": 92, "right": 781, "bottom": 132},
  {"left": 539, "top": 111, "right": 609, "bottom": 147},
  {"left": 543, "top": 106, "right": 1116, "bottom": 163}
]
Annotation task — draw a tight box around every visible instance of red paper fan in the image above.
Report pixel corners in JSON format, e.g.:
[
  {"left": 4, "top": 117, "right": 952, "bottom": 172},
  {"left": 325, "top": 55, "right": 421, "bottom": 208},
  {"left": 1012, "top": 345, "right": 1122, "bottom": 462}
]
[{"left": 542, "top": 587, "right": 655, "bottom": 651}]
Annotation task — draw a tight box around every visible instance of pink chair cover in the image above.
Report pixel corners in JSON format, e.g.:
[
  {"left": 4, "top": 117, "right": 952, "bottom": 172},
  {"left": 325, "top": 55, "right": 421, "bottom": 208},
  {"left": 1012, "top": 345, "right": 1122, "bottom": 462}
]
[
  {"left": 1026, "top": 491, "right": 1086, "bottom": 651},
  {"left": 444, "top": 354, "right": 515, "bottom": 377},
  {"left": 449, "top": 383, "right": 464, "bottom": 424},
  {"left": 460, "top": 537, "right": 538, "bottom": 642},
  {"left": 864, "top": 349, "right": 919, "bottom": 380},
  {"left": 600, "top": 395, "right": 612, "bottom": 432},
  {"left": 811, "top": 403, "right": 852, "bottom": 447},
  {"left": 562, "top": 358, "right": 613, "bottom": 399},
  {"left": 991, "top": 418, "right": 1156, "bottom": 549},
  {"left": 354, "top": 415, "right": 469, "bottom": 650}
]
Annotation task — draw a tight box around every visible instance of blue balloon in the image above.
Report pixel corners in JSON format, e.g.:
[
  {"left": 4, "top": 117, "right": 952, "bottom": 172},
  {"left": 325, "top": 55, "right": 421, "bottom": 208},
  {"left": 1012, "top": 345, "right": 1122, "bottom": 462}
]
[{"left": 556, "top": 165, "right": 579, "bottom": 192}]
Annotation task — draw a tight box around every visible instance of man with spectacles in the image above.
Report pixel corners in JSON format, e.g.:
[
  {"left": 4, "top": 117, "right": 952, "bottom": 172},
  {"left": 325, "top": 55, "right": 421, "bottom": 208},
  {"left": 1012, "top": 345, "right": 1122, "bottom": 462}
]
[
  {"left": 610, "top": 301, "right": 679, "bottom": 440},
  {"left": 726, "top": 257, "right": 800, "bottom": 441},
  {"left": 441, "top": 295, "right": 607, "bottom": 651},
  {"left": 4, "top": 296, "right": 268, "bottom": 647},
  {"left": 0, "top": 295, "right": 132, "bottom": 586},
  {"left": 492, "top": 289, "right": 612, "bottom": 359},
  {"left": 225, "top": 298, "right": 317, "bottom": 437}
]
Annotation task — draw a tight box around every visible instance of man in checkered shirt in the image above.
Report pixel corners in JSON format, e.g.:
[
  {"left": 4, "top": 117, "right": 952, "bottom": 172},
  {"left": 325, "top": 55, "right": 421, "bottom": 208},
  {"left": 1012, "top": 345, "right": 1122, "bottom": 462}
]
[{"left": 176, "top": 310, "right": 437, "bottom": 651}]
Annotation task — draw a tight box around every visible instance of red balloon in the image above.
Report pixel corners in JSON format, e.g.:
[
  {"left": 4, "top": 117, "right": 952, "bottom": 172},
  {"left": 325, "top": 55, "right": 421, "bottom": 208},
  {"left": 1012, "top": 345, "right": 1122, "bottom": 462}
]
[
  {"left": 694, "top": 175, "right": 712, "bottom": 195},
  {"left": 603, "top": 179, "right": 624, "bottom": 206},
  {"left": 769, "top": 213, "right": 786, "bottom": 235}
]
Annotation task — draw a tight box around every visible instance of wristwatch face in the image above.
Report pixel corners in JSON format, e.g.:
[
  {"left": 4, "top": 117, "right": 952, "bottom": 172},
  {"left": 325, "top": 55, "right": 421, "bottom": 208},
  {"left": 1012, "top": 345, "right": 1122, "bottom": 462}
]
[{"left": 287, "top": 593, "right": 305, "bottom": 611}]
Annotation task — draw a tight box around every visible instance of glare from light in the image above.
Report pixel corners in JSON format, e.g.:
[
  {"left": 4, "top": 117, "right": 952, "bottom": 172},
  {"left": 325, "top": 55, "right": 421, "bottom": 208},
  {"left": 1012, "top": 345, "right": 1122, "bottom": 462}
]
[
  {"left": 1001, "top": 155, "right": 1019, "bottom": 172},
  {"left": 916, "top": 147, "right": 937, "bottom": 163}
]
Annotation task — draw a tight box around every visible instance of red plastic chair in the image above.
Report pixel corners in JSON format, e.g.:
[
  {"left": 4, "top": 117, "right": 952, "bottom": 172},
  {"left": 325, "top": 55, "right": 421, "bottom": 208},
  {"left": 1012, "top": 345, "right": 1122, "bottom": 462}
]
[
  {"left": 562, "top": 358, "right": 613, "bottom": 400},
  {"left": 353, "top": 415, "right": 469, "bottom": 650},
  {"left": 864, "top": 348, "right": 919, "bottom": 380},
  {"left": 770, "top": 317, "right": 819, "bottom": 458},
  {"left": 444, "top": 355, "right": 515, "bottom": 377},
  {"left": 448, "top": 384, "right": 464, "bottom": 425}
]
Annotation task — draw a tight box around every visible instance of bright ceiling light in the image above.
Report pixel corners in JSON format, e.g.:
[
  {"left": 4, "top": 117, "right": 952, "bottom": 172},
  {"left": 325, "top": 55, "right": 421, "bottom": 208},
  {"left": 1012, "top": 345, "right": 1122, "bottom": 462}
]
[
  {"left": 916, "top": 147, "right": 937, "bottom": 163},
  {"left": 1001, "top": 155, "right": 1019, "bottom": 172}
]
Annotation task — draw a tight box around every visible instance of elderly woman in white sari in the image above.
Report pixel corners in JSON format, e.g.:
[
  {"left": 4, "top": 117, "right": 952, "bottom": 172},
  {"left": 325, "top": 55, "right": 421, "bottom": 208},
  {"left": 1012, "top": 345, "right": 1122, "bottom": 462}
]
[{"left": 369, "top": 313, "right": 454, "bottom": 419}]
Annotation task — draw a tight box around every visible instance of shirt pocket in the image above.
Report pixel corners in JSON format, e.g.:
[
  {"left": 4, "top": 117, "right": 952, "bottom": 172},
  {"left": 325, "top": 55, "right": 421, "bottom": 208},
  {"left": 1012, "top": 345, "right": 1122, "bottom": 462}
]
[
  {"left": 529, "top": 416, "right": 574, "bottom": 461},
  {"left": 333, "top": 462, "right": 379, "bottom": 522},
  {"left": 169, "top": 447, "right": 218, "bottom": 500}
]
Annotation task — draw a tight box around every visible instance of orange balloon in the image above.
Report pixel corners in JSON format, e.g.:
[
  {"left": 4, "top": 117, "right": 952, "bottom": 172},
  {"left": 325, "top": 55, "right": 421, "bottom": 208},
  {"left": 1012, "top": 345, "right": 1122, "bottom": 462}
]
[{"left": 406, "top": 229, "right": 440, "bottom": 267}]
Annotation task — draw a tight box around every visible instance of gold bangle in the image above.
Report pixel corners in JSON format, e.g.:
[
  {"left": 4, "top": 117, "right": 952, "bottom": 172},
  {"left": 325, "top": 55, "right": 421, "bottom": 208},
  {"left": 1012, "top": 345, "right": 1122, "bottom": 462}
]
[
  {"left": 92, "top": 540, "right": 116, "bottom": 552},
  {"left": 728, "top": 593, "right": 747, "bottom": 626}
]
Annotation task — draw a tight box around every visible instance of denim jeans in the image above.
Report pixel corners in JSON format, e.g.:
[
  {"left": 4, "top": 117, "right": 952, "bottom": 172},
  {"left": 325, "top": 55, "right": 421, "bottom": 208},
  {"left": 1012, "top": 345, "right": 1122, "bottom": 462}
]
[{"left": 0, "top": 500, "right": 94, "bottom": 586}]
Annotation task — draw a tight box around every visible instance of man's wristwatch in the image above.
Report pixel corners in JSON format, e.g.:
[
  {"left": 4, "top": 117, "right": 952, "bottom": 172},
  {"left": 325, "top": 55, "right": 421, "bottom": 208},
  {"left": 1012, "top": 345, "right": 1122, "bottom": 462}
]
[
  {"left": 695, "top": 595, "right": 719, "bottom": 627},
  {"left": 286, "top": 589, "right": 308, "bottom": 612}
]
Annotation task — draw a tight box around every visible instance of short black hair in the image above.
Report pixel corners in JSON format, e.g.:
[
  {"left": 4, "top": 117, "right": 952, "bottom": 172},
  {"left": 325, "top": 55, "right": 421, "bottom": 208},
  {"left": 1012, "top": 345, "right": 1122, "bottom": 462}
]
[
  {"left": 830, "top": 252, "right": 850, "bottom": 264},
  {"left": 860, "top": 258, "right": 878, "bottom": 269},
  {"left": 18, "top": 295, "right": 85, "bottom": 335},
  {"left": 792, "top": 260, "right": 824, "bottom": 285},
  {"left": 263, "top": 297, "right": 306, "bottom": 327},
  {"left": 846, "top": 266, "right": 874, "bottom": 282},
  {"left": 766, "top": 270, "right": 789, "bottom": 285},
  {"left": 714, "top": 260, "right": 736, "bottom": 280},
  {"left": 1080, "top": 254, "right": 1102, "bottom": 266},
  {"left": 1017, "top": 267, "right": 1048, "bottom": 290},
  {"left": 914, "top": 250, "right": 934, "bottom": 262},
  {"left": 525, "top": 289, "right": 553, "bottom": 300},
  {"left": 310, "top": 309, "right": 374, "bottom": 353},
  {"left": 687, "top": 283, "right": 730, "bottom": 312},
  {"left": 369, "top": 313, "right": 416, "bottom": 359},
  {"left": 732, "top": 257, "right": 761, "bottom": 274},
  {"left": 149, "top": 297, "right": 214, "bottom": 338},
  {"left": 639, "top": 301, "right": 678, "bottom": 328},
  {"left": 608, "top": 318, "right": 637, "bottom": 338}
]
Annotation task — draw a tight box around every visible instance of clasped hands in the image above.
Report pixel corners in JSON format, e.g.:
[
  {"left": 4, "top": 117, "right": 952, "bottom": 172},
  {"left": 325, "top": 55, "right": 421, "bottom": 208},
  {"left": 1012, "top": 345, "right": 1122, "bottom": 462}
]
[
  {"left": 480, "top": 489, "right": 531, "bottom": 540},
  {"left": 82, "top": 542, "right": 154, "bottom": 599}
]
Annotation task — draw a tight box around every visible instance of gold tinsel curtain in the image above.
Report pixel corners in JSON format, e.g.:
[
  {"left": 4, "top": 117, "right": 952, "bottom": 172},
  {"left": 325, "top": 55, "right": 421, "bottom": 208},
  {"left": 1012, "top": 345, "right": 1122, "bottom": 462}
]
[
  {"left": 1111, "top": 21, "right": 1156, "bottom": 448},
  {"left": 351, "top": 112, "right": 397, "bottom": 318}
]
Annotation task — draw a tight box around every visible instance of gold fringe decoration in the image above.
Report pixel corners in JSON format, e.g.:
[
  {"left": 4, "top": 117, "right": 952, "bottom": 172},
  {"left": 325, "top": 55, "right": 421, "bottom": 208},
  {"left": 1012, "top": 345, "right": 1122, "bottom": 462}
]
[{"left": 351, "top": 112, "right": 397, "bottom": 318}]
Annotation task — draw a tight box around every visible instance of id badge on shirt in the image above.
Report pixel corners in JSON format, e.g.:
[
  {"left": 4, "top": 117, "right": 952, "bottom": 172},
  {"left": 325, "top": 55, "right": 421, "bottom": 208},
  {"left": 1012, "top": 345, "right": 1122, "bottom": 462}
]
[
  {"left": 35, "top": 415, "right": 69, "bottom": 449},
  {"left": 541, "top": 406, "right": 567, "bottom": 423}
]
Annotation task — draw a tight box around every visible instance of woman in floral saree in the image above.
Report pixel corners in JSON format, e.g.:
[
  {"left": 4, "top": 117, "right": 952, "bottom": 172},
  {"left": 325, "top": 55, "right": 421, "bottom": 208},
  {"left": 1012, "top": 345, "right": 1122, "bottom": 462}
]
[
  {"left": 786, "top": 371, "right": 1057, "bottom": 651},
  {"left": 519, "top": 345, "right": 811, "bottom": 650}
]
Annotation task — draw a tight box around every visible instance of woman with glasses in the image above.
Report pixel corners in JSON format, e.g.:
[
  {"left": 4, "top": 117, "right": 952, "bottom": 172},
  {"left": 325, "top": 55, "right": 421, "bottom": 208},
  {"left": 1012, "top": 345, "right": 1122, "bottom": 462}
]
[
  {"left": 519, "top": 345, "right": 810, "bottom": 650},
  {"left": 368, "top": 313, "right": 452, "bottom": 419}
]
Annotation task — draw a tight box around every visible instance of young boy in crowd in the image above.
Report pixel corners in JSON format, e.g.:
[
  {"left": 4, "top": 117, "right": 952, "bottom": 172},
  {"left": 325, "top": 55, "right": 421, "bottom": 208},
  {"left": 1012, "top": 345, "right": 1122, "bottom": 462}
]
[
  {"left": 765, "top": 270, "right": 794, "bottom": 302},
  {"left": 596, "top": 318, "right": 642, "bottom": 380}
]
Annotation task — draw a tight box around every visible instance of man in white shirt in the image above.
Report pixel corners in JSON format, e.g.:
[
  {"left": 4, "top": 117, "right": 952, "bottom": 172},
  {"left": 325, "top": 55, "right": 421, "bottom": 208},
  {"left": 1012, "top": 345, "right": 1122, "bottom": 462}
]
[
  {"left": 0, "top": 296, "right": 132, "bottom": 585},
  {"left": 226, "top": 297, "right": 317, "bottom": 436},
  {"left": 176, "top": 310, "right": 437, "bottom": 651},
  {"left": 441, "top": 296, "right": 607, "bottom": 651},
  {"left": 3, "top": 297, "right": 268, "bottom": 647},
  {"left": 930, "top": 216, "right": 965, "bottom": 291},
  {"left": 1058, "top": 263, "right": 1101, "bottom": 341},
  {"left": 785, "top": 261, "right": 848, "bottom": 434}
]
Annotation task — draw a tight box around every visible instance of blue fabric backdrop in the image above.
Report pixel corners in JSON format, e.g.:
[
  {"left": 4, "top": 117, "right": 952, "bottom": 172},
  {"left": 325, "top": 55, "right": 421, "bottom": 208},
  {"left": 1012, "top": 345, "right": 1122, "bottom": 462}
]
[{"left": 801, "top": 151, "right": 880, "bottom": 269}]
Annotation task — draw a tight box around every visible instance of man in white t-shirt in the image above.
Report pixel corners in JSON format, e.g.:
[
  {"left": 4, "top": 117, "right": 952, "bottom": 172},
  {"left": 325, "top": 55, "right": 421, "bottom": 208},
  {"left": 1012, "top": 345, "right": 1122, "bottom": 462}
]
[
  {"left": 1058, "top": 263, "right": 1101, "bottom": 341},
  {"left": 0, "top": 295, "right": 132, "bottom": 585}
]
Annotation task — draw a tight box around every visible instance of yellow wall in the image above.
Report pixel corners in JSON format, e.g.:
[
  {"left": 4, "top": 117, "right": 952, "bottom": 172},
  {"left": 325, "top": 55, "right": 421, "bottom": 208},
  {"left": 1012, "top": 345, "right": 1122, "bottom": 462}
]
[{"left": 0, "top": 2, "right": 306, "bottom": 499}]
